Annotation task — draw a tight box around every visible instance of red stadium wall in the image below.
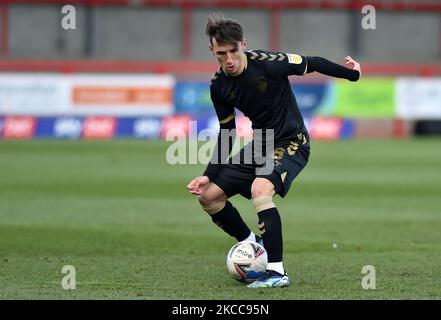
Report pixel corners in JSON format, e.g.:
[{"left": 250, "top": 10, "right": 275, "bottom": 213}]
[
  {"left": 0, "top": 59, "right": 440, "bottom": 76},
  {"left": 1, "top": 0, "right": 441, "bottom": 70}
]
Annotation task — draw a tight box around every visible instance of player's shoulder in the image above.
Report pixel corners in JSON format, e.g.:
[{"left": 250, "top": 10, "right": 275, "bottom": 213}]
[
  {"left": 210, "top": 67, "right": 224, "bottom": 85},
  {"left": 246, "top": 49, "right": 286, "bottom": 63},
  {"left": 246, "top": 49, "right": 303, "bottom": 65}
]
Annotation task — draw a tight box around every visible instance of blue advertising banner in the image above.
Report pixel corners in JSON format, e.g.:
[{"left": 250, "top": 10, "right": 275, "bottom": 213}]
[
  {"left": 0, "top": 115, "right": 354, "bottom": 140},
  {"left": 291, "top": 82, "right": 335, "bottom": 117},
  {"left": 34, "top": 117, "right": 84, "bottom": 139},
  {"left": 1, "top": 116, "right": 163, "bottom": 139},
  {"left": 174, "top": 80, "right": 335, "bottom": 118},
  {"left": 116, "top": 117, "right": 162, "bottom": 139},
  {"left": 174, "top": 81, "right": 212, "bottom": 114}
]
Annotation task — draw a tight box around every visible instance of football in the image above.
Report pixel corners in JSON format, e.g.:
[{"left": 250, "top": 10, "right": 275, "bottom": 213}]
[{"left": 226, "top": 240, "right": 268, "bottom": 283}]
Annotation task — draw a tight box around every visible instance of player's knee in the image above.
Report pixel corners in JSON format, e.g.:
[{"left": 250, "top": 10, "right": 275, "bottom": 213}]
[
  {"left": 198, "top": 193, "right": 226, "bottom": 215},
  {"left": 251, "top": 178, "right": 275, "bottom": 199},
  {"left": 252, "top": 195, "right": 275, "bottom": 213},
  {"left": 197, "top": 193, "right": 212, "bottom": 207}
]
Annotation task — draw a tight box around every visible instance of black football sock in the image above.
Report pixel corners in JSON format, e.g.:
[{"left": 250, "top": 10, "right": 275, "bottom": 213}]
[
  {"left": 257, "top": 207, "right": 283, "bottom": 263},
  {"left": 210, "top": 201, "right": 251, "bottom": 242}
]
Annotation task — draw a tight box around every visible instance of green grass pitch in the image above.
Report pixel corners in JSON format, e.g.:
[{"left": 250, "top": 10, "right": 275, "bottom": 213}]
[{"left": 0, "top": 138, "right": 440, "bottom": 299}]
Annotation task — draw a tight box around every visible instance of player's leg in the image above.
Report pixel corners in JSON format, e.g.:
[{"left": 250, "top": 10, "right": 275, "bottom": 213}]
[
  {"left": 198, "top": 181, "right": 258, "bottom": 242},
  {"left": 246, "top": 177, "right": 290, "bottom": 288},
  {"left": 247, "top": 135, "right": 310, "bottom": 288}
]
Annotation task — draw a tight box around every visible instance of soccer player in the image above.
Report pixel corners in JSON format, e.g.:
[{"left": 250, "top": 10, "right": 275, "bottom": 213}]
[{"left": 187, "top": 14, "right": 361, "bottom": 288}]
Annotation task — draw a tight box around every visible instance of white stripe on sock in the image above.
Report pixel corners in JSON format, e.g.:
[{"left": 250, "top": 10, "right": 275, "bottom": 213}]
[
  {"left": 267, "top": 262, "right": 285, "bottom": 275},
  {"left": 245, "top": 231, "right": 256, "bottom": 242}
]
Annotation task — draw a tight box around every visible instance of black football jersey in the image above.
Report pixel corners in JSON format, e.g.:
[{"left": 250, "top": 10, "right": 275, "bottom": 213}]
[{"left": 210, "top": 49, "right": 310, "bottom": 143}]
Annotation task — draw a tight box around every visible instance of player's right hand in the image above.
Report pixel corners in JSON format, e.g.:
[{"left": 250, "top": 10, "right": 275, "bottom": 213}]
[{"left": 186, "top": 176, "right": 210, "bottom": 196}]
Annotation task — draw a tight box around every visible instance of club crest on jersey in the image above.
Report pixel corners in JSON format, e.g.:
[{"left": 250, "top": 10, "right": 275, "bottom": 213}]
[
  {"left": 253, "top": 76, "right": 268, "bottom": 92},
  {"left": 227, "top": 90, "right": 237, "bottom": 102},
  {"left": 287, "top": 53, "right": 303, "bottom": 64}
]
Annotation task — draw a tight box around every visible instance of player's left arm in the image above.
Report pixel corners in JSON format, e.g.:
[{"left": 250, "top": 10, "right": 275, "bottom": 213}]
[
  {"left": 264, "top": 51, "right": 360, "bottom": 82},
  {"left": 305, "top": 55, "right": 361, "bottom": 81}
]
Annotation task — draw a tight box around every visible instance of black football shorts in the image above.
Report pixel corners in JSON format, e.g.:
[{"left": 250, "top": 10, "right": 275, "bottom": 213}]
[{"left": 213, "top": 133, "right": 310, "bottom": 199}]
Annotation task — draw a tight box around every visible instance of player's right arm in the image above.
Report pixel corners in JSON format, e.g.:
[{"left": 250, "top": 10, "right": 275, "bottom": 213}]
[
  {"left": 203, "top": 83, "right": 236, "bottom": 181},
  {"left": 186, "top": 175, "right": 210, "bottom": 196},
  {"left": 187, "top": 81, "right": 236, "bottom": 195}
]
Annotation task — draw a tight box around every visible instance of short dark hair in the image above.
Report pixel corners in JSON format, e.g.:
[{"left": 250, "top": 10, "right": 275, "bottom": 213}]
[{"left": 206, "top": 13, "right": 243, "bottom": 47}]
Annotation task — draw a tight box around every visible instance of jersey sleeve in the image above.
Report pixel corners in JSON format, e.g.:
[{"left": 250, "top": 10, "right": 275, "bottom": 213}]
[
  {"left": 305, "top": 56, "right": 360, "bottom": 82},
  {"left": 210, "top": 84, "right": 235, "bottom": 125},
  {"left": 203, "top": 83, "right": 236, "bottom": 182},
  {"left": 249, "top": 50, "right": 308, "bottom": 79}
]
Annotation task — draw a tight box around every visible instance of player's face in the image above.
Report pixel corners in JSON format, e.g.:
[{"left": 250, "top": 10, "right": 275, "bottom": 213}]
[{"left": 209, "top": 38, "right": 247, "bottom": 76}]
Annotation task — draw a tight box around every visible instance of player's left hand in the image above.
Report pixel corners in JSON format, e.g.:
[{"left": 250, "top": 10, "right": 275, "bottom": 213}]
[{"left": 345, "top": 56, "right": 361, "bottom": 76}]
